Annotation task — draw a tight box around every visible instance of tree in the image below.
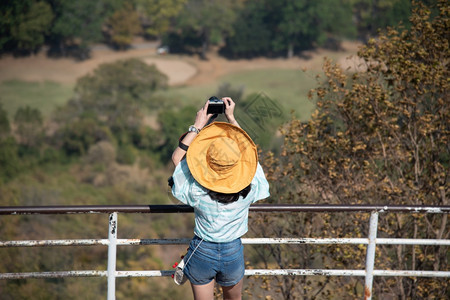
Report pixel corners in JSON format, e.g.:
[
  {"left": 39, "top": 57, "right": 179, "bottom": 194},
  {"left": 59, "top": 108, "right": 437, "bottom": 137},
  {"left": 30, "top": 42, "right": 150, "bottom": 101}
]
[
  {"left": 254, "top": 0, "right": 449, "bottom": 298},
  {"left": 0, "top": 103, "right": 11, "bottom": 137},
  {"left": 50, "top": 0, "right": 124, "bottom": 58},
  {"left": 0, "top": 0, "right": 54, "bottom": 53},
  {"left": 136, "top": 0, "right": 187, "bottom": 37},
  {"left": 0, "top": 103, "right": 20, "bottom": 183},
  {"left": 14, "top": 106, "right": 44, "bottom": 148},
  {"left": 0, "top": 137, "right": 21, "bottom": 184},
  {"left": 173, "top": 0, "right": 239, "bottom": 59},
  {"left": 223, "top": 0, "right": 355, "bottom": 58},
  {"left": 56, "top": 58, "right": 168, "bottom": 147},
  {"left": 220, "top": 0, "right": 272, "bottom": 58},
  {"left": 275, "top": 0, "right": 356, "bottom": 57},
  {"left": 276, "top": 0, "right": 321, "bottom": 57},
  {"left": 105, "top": 3, "right": 142, "bottom": 50},
  {"left": 56, "top": 118, "right": 114, "bottom": 156},
  {"left": 352, "top": 0, "right": 414, "bottom": 41},
  {"left": 157, "top": 105, "right": 197, "bottom": 162}
]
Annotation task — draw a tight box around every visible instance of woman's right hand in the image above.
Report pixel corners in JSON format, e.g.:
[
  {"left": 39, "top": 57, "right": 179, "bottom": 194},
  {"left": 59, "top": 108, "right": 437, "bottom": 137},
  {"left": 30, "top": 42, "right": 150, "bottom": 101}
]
[{"left": 194, "top": 101, "right": 213, "bottom": 130}]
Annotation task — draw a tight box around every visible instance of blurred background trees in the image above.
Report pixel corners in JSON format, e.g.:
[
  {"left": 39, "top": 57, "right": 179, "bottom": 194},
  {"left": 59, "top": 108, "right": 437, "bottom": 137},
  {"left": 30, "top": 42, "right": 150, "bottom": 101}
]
[
  {"left": 48, "top": 0, "right": 123, "bottom": 58},
  {"left": 0, "top": 1, "right": 54, "bottom": 54},
  {"left": 54, "top": 58, "right": 168, "bottom": 159},
  {"left": 136, "top": 0, "right": 186, "bottom": 37},
  {"left": 105, "top": 3, "right": 142, "bottom": 50},
  {"left": 1, "top": 0, "right": 436, "bottom": 59}
]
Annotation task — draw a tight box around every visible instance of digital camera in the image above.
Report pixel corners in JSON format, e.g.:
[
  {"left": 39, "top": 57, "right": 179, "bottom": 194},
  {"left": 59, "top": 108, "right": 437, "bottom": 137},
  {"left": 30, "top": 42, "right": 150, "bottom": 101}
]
[{"left": 207, "top": 96, "right": 225, "bottom": 114}]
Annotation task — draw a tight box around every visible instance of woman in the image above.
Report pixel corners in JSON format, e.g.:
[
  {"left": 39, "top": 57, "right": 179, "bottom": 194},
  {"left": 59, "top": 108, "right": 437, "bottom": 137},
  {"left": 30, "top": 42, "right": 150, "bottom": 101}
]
[{"left": 171, "top": 97, "right": 270, "bottom": 300}]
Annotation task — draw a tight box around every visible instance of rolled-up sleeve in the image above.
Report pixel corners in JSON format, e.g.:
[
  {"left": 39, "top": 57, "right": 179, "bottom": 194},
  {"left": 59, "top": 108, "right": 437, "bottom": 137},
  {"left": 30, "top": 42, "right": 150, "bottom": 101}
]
[
  {"left": 250, "top": 163, "right": 270, "bottom": 203},
  {"left": 171, "top": 159, "right": 196, "bottom": 205}
]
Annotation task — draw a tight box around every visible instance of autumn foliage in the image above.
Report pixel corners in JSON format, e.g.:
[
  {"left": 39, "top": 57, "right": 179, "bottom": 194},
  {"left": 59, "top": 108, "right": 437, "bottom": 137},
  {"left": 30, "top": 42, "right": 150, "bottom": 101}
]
[{"left": 250, "top": 1, "right": 448, "bottom": 298}]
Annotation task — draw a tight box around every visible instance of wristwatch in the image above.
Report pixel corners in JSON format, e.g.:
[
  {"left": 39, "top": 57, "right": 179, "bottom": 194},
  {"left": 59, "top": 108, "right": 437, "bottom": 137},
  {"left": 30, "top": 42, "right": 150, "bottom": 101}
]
[{"left": 188, "top": 125, "right": 200, "bottom": 134}]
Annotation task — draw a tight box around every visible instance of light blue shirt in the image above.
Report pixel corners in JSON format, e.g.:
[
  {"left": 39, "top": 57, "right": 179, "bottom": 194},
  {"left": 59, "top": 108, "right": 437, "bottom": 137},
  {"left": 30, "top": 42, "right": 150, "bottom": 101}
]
[{"left": 171, "top": 159, "right": 270, "bottom": 242}]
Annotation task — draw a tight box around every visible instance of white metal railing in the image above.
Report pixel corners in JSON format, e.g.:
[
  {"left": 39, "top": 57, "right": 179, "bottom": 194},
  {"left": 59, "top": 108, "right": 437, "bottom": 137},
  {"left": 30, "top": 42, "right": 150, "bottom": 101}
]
[{"left": 0, "top": 204, "right": 449, "bottom": 300}]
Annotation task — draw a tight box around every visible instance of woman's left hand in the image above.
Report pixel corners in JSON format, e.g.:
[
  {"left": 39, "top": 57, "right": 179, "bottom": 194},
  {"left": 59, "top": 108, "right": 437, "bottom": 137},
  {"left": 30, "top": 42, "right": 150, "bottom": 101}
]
[{"left": 223, "top": 97, "right": 236, "bottom": 121}]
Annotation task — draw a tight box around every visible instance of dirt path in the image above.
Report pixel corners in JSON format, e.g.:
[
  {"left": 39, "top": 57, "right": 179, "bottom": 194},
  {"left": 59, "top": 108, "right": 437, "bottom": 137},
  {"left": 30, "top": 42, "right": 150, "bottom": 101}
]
[
  {"left": 0, "top": 47, "right": 197, "bottom": 85},
  {"left": 0, "top": 41, "right": 362, "bottom": 86}
]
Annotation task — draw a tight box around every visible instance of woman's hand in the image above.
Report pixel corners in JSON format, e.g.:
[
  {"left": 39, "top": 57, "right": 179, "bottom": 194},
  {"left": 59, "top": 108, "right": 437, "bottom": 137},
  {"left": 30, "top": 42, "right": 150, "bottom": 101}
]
[
  {"left": 194, "top": 101, "right": 214, "bottom": 130},
  {"left": 223, "top": 97, "right": 240, "bottom": 127},
  {"left": 172, "top": 101, "right": 213, "bottom": 167}
]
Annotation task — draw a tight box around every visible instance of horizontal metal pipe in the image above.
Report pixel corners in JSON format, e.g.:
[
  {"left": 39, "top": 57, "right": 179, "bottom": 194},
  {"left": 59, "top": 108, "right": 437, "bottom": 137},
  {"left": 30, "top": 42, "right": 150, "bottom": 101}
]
[
  {"left": 376, "top": 238, "right": 450, "bottom": 246},
  {"left": 248, "top": 238, "right": 449, "bottom": 246},
  {"left": 372, "top": 270, "right": 450, "bottom": 277},
  {"left": 0, "top": 239, "right": 109, "bottom": 247},
  {"left": 118, "top": 269, "right": 450, "bottom": 278},
  {"left": 116, "top": 238, "right": 191, "bottom": 245},
  {"left": 245, "top": 269, "right": 450, "bottom": 278},
  {"left": 0, "top": 270, "right": 107, "bottom": 279},
  {"left": 2, "top": 238, "right": 449, "bottom": 248},
  {"left": 4, "top": 269, "right": 448, "bottom": 280},
  {"left": 1, "top": 204, "right": 449, "bottom": 215},
  {"left": 245, "top": 238, "right": 450, "bottom": 246},
  {"left": 242, "top": 238, "right": 450, "bottom": 246},
  {"left": 0, "top": 205, "right": 192, "bottom": 215},
  {"left": 116, "top": 270, "right": 174, "bottom": 278},
  {"left": 245, "top": 269, "right": 366, "bottom": 277},
  {"left": 242, "top": 238, "right": 368, "bottom": 245}
]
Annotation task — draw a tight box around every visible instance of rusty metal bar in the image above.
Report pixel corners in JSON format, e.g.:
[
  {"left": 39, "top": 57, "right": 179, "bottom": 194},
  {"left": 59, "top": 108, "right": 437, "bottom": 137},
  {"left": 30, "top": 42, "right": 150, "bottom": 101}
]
[
  {"left": 245, "top": 269, "right": 450, "bottom": 277},
  {"left": 243, "top": 238, "right": 450, "bottom": 246},
  {"left": 0, "top": 271, "right": 107, "bottom": 279},
  {"left": 364, "top": 211, "right": 379, "bottom": 300},
  {"left": 3, "top": 269, "right": 448, "bottom": 280},
  {"left": 115, "top": 269, "right": 450, "bottom": 278},
  {"left": 118, "top": 237, "right": 450, "bottom": 246},
  {"left": 107, "top": 213, "right": 117, "bottom": 300},
  {"left": 1, "top": 204, "right": 449, "bottom": 215},
  {"left": 3, "top": 237, "right": 449, "bottom": 248},
  {"left": 0, "top": 205, "right": 191, "bottom": 215},
  {"left": 115, "top": 270, "right": 174, "bottom": 278},
  {"left": 0, "top": 239, "right": 109, "bottom": 247},
  {"left": 116, "top": 237, "right": 450, "bottom": 246}
]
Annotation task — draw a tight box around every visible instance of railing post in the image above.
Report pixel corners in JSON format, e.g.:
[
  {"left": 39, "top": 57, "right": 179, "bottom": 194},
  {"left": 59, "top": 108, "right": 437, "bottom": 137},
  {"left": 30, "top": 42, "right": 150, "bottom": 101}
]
[
  {"left": 364, "top": 211, "right": 378, "bottom": 300},
  {"left": 107, "top": 212, "right": 118, "bottom": 300}
]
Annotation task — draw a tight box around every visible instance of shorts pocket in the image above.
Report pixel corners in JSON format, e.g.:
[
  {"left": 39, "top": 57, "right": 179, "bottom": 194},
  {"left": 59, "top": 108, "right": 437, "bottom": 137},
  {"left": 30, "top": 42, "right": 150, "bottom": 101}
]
[{"left": 217, "top": 251, "right": 245, "bottom": 286}]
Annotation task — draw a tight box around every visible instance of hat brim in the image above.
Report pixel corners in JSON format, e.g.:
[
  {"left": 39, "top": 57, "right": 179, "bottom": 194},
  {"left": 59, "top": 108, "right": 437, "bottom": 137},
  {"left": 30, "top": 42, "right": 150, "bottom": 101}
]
[{"left": 186, "top": 122, "right": 257, "bottom": 193}]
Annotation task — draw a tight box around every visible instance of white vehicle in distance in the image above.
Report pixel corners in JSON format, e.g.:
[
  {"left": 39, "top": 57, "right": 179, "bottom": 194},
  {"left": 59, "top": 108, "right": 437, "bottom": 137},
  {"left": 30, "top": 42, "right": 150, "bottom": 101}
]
[{"left": 157, "top": 46, "right": 169, "bottom": 55}]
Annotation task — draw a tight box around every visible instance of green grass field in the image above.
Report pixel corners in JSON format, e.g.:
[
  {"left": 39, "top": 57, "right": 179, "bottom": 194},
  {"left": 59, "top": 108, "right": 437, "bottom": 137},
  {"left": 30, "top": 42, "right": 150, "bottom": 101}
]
[
  {"left": 0, "top": 68, "right": 318, "bottom": 122},
  {"left": 156, "top": 68, "right": 318, "bottom": 122},
  {"left": 0, "top": 80, "right": 74, "bottom": 118},
  {"left": 220, "top": 68, "right": 318, "bottom": 121}
]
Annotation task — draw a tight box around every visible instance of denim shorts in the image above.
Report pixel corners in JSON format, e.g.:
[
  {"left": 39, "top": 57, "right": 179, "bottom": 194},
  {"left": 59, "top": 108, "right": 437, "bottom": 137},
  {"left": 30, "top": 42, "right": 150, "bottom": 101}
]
[{"left": 183, "top": 235, "right": 245, "bottom": 286}]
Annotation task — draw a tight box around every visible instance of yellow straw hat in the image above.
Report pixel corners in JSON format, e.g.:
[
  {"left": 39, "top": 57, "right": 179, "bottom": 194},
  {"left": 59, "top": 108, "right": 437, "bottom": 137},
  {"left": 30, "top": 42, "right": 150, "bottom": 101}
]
[{"left": 186, "top": 122, "right": 258, "bottom": 193}]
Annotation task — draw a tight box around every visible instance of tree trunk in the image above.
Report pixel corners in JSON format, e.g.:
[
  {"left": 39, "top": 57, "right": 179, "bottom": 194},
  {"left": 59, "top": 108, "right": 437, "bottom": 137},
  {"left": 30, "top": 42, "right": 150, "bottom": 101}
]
[
  {"left": 287, "top": 42, "right": 294, "bottom": 59},
  {"left": 200, "top": 30, "right": 209, "bottom": 61}
]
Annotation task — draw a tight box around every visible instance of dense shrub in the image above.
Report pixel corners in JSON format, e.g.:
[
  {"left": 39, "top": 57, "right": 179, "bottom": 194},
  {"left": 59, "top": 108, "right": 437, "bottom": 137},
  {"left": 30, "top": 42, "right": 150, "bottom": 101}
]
[
  {"left": 256, "top": 1, "right": 449, "bottom": 298},
  {"left": 0, "top": 137, "right": 21, "bottom": 183},
  {"left": 57, "top": 118, "right": 115, "bottom": 156}
]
